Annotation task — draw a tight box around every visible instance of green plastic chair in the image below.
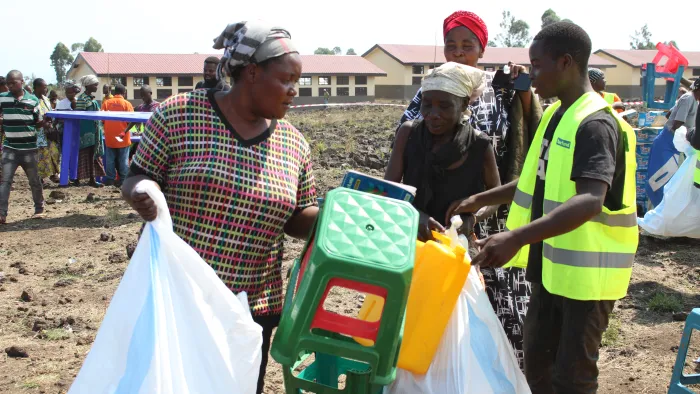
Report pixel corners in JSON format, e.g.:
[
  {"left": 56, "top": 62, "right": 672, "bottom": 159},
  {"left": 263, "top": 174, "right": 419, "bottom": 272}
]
[{"left": 272, "top": 188, "right": 418, "bottom": 386}]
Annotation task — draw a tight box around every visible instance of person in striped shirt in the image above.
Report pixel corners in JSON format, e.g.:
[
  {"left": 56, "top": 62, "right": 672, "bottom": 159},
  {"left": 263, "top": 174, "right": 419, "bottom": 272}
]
[{"left": 0, "top": 70, "right": 46, "bottom": 224}]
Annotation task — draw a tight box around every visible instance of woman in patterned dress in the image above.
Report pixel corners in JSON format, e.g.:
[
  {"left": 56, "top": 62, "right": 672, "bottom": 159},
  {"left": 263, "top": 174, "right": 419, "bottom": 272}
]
[
  {"left": 122, "top": 21, "right": 318, "bottom": 394},
  {"left": 33, "top": 78, "right": 61, "bottom": 185},
  {"left": 398, "top": 11, "right": 542, "bottom": 369}
]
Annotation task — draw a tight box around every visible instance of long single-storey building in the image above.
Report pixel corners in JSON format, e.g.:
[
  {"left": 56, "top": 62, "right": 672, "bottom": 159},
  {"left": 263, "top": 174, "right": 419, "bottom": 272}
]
[
  {"left": 363, "top": 44, "right": 617, "bottom": 100},
  {"left": 67, "top": 52, "right": 387, "bottom": 105}
]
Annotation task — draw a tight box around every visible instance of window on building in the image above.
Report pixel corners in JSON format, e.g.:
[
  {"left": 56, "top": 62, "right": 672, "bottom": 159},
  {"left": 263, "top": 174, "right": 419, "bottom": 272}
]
[
  {"left": 299, "top": 88, "right": 312, "bottom": 97},
  {"left": 355, "top": 87, "right": 368, "bottom": 96},
  {"left": 693, "top": 68, "right": 700, "bottom": 76},
  {"left": 110, "top": 77, "right": 126, "bottom": 86},
  {"left": 355, "top": 76, "right": 367, "bottom": 85},
  {"left": 156, "top": 77, "right": 172, "bottom": 87},
  {"left": 337, "top": 87, "right": 349, "bottom": 96},
  {"left": 299, "top": 77, "right": 312, "bottom": 86},
  {"left": 133, "top": 77, "right": 149, "bottom": 87},
  {"left": 337, "top": 76, "right": 349, "bottom": 85},
  {"left": 412, "top": 77, "right": 422, "bottom": 85},
  {"left": 485, "top": 67, "right": 495, "bottom": 72},
  {"left": 319, "top": 87, "right": 331, "bottom": 96},
  {"left": 318, "top": 76, "right": 331, "bottom": 85},
  {"left": 157, "top": 89, "right": 172, "bottom": 100},
  {"left": 412, "top": 65, "right": 424, "bottom": 75},
  {"left": 178, "top": 76, "right": 194, "bottom": 86}
]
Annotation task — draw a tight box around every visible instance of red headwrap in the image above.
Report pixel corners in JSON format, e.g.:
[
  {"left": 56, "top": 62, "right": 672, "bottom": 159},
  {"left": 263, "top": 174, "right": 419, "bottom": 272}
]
[{"left": 443, "top": 11, "right": 488, "bottom": 50}]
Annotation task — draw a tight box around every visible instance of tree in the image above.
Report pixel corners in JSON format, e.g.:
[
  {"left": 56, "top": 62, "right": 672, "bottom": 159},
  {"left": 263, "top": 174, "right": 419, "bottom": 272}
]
[
  {"left": 666, "top": 40, "right": 679, "bottom": 49},
  {"left": 332, "top": 46, "right": 342, "bottom": 55},
  {"left": 314, "top": 47, "right": 335, "bottom": 55},
  {"left": 541, "top": 9, "right": 560, "bottom": 29},
  {"left": 494, "top": 11, "right": 530, "bottom": 48},
  {"left": 83, "top": 37, "right": 104, "bottom": 52},
  {"left": 50, "top": 42, "right": 74, "bottom": 85},
  {"left": 487, "top": 40, "right": 497, "bottom": 47},
  {"left": 346, "top": 48, "right": 357, "bottom": 55},
  {"left": 630, "top": 24, "right": 655, "bottom": 50}
]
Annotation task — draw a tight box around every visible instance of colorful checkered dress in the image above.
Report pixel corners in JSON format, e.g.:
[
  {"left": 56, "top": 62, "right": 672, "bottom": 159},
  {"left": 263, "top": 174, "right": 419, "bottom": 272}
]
[{"left": 131, "top": 89, "right": 317, "bottom": 315}]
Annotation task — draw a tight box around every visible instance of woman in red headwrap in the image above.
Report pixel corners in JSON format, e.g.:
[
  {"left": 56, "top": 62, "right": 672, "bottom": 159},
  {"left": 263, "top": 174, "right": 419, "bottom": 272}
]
[{"left": 396, "top": 10, "right": 543, "bottom": 370}]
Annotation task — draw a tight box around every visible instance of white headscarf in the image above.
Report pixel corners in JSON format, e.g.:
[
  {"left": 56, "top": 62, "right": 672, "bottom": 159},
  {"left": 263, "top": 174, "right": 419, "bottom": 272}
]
[{"left": 422, "top": 62, "right": 486, "bottom": 104}]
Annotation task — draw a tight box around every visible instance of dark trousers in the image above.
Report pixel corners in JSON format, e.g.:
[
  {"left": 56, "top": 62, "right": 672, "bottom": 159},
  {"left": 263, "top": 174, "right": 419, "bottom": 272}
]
[
  {"left": 253, "top": 314, "right": 281, "bottom": 394},
  {"left": 524, "top": 283, "right": 615, "bottom": 394},
  {"left": 0, "top": 147, "right": 44, "bottom": 217}
]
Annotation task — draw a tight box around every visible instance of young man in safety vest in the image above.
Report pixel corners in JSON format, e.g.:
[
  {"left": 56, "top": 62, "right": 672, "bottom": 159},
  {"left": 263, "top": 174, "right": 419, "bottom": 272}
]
[
  {"left": 686, "top": 82, "right": 700, "bottom": 188},
  {"left": 449, "top": 22, "right": 638, "bottom": 394}
]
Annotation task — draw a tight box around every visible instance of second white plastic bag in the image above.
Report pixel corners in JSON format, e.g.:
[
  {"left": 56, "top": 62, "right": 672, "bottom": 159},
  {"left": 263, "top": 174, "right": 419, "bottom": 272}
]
[
  {"left": 68, "top": 181, "right": 263, "bottom": 394},
  {"left": 386, "top": 263, "right": 531, "bottom": 394}
]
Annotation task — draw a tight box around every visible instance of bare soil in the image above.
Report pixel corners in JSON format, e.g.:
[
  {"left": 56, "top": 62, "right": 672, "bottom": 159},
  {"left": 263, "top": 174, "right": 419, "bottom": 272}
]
[{"left": 0, "top": 106, "right": 698, "bottom": 394}]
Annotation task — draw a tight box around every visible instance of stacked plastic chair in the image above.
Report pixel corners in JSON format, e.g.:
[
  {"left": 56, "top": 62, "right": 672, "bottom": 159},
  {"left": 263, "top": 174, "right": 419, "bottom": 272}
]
[
  {"left": 642, "top": 42, "right": 689, "bottom": 110},
  {"left": 271, "top": 188, "right": 418, "bottom": 393}
]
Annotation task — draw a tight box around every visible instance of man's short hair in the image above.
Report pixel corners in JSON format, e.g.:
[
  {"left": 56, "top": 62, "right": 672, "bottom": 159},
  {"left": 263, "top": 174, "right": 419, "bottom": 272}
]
[
  {"left": 204, "top": 56, "right": 220, "bottom": 65},
  {"left": 533, "top": 22, "right": 592, "bottom": 74},
  {"left": 0, "top": 76, "right": 6, "bottom": 86},
  {"left": 32, "top": 78, "right": 46, "bottom": 91},
  {"left": 114, "top": 84, "right": 127, "bottom": 95},
  {"left": 140, "top": 84, "right": 152, "bottom": 93}
]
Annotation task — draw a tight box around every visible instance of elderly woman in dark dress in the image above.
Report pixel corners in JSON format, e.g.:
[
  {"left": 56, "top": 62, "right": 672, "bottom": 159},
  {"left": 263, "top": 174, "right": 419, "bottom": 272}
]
[{"left": 398, "top": 10, "right": 543, "bottom": 369}]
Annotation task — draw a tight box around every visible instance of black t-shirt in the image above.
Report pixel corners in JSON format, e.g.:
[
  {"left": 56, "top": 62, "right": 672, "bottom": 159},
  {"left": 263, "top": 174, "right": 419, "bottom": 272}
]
[
  {"left": 526, "top": 108, "right": 626, "bottom": 283},
  {"left": 194, "top": 79, "right": 231, "bottom": 91}
]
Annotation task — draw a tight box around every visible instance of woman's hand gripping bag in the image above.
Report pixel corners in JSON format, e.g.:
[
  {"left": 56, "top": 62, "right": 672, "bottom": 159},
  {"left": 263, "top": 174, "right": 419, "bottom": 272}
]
[
  {"left": 386, "top": 235, "right": 531, "bottom": 394},
  {"left": 68, "top": 181, "right": 262, "bottom": 394}
]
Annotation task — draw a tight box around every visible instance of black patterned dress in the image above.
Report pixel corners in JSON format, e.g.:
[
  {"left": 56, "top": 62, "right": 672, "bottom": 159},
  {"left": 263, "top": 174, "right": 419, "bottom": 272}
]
[{"left": 398, "top": 72, "right": 531, "bottom": 369}]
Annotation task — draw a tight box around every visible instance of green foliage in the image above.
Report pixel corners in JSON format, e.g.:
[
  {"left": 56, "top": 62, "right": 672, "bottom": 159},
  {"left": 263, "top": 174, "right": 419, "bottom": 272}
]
[
  {"left": 50, "top": 42, "right": 73, "bottom": 85},
  {"left": 495, "top": 11, "right": 530, "bottom": 48},
  {"left": 314, "top": 47, "right": 335, "bottom": 55},
  {"left": 630, "top": 24, "right": 655, "bottom": 50},
  {"left": 83, "top": 37, "right": 104, "bottom": 52},
  {"left": 541, "top": 9, "right": 561, "bottom": 29},
  {"left": 346, "top": 48, "right": 357, "bottom": 55}
]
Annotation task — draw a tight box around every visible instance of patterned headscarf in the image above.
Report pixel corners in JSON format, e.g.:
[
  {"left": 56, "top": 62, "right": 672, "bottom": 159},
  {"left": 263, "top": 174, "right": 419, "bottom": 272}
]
[
  {"left": 79, "top": 75, "right": 99, "bottom": 87},
  {"left": 588, "top": 68, "right": 605, "bottom": 84},
  {"left": 212, "top": 20, "right": 297, "bottom": 81},
  {"left": 64, "top": 80, "right": 81, "bottom": 93},
  {"left": 443, "top": 11, "right": 489, "bottom": 49}
]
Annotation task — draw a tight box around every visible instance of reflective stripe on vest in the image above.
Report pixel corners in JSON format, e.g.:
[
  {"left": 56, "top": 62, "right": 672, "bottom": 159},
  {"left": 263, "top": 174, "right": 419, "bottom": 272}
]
[
  {"left": 504, "top": 92, "right": 638, "bottom": 301},
  {"left": 695, "top": 153, "right": 700, "bottom": 188}
]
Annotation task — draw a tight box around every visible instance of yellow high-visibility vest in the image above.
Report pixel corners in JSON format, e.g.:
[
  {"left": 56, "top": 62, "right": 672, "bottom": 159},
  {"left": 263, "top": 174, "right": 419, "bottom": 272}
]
[
  {"left": 603, "top": 91, "right": 616, "bottom": 105},
  {"left": 504, "top": 92, "right": 638, "bottom": 301}
]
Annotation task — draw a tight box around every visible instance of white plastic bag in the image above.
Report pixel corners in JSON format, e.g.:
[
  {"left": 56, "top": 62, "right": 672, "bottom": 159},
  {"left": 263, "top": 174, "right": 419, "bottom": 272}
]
[
  {"left": 639, "top": 144, "right": 700, "bottom": 238},
  {"left": 386, "top": 233, "right": 531, "bottom": 394},
  {"left": 69, "top": 181, "right": 262, "bottom": 394}
]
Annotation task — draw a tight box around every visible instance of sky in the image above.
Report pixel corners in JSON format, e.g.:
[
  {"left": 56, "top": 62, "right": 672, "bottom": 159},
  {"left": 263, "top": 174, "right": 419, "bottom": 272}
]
[{"left": 1, "top": 0, "right": 697, "bottom": 84}]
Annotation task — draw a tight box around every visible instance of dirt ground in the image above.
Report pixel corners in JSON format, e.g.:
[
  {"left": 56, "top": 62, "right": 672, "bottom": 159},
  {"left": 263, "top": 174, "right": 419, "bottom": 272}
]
[{"left": 0, "top": 106, "right": 699, "bottom": 394}]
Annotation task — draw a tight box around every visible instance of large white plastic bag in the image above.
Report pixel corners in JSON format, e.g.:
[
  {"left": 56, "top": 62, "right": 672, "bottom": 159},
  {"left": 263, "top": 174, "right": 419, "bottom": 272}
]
[
  {"left": 386, "top": 267, "right": 531, "bottom": 394},
  {"left": 68, "top": 181, "right": 262, "bottom": 394},
  {"left": 639, "top": 147, "right": 700, "bottom": 238}
]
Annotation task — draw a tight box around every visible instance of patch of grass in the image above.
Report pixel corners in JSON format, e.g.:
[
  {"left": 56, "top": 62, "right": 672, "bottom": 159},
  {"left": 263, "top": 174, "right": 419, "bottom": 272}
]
[
  {"left": 648, "top": 292, "right": 683, "bottom": 313},
  {"left": 41, "top": 328, "right": 72, "bottom": 341},
  {"left": 344, "top": 136, "right": 356, "bottom": 154},
  {"left": 19, "top": 382, "right": 39, "bottom": 390},
  {"left": 601, "top": 313, "right": 621, "bottom": 347},
  {"left": 313, "top": 141, "right": 328, "bottom": 155},
  {"left": 105, "top": 206, "right": 120, "bottom": 222}
]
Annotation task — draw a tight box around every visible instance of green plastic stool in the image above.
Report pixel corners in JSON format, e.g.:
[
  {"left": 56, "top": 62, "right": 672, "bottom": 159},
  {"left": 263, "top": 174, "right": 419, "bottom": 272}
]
[
  {"left": 281, "top": 333, "right": 385, "bottom": 394},
  {"left": 272, "top": 188, "right": 418, "bottom": 386}
]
